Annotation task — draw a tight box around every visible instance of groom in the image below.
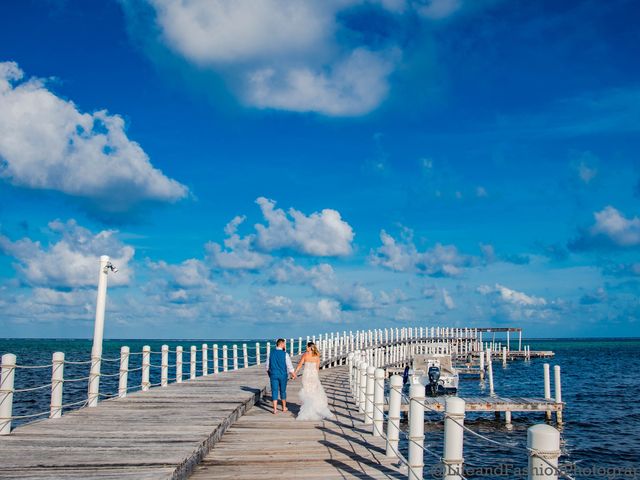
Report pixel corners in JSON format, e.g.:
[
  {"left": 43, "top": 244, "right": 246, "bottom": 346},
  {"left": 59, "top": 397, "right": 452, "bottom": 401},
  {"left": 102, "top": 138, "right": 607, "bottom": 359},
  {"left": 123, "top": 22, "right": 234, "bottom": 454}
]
[{"left": 265, "top": 338, "right": 296, "bottom": 414}]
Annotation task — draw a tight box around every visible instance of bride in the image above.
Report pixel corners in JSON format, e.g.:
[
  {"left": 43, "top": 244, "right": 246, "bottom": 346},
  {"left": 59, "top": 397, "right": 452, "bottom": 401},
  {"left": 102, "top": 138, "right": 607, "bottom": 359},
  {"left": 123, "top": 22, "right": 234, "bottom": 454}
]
[{"left": 293, "top": 342, "right": 333, "bottom": 421}]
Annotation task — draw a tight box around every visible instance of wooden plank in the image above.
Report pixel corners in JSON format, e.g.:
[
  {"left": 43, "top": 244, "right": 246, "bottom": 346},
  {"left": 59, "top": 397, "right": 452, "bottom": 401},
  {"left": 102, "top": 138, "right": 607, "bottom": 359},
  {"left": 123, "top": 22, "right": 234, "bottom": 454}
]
[{"left": 190, "top": 367, "right": 404, "bottom": 480}]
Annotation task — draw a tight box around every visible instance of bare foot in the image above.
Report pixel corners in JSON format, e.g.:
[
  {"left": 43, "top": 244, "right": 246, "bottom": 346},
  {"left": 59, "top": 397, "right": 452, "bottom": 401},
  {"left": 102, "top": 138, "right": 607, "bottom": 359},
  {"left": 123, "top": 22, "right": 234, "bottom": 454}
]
[
  {"left": 282, "top": 408, "right": 288, "bottom": 413},
  {"left": 272, "top": 409, "right": 278, "bottom": 415}
]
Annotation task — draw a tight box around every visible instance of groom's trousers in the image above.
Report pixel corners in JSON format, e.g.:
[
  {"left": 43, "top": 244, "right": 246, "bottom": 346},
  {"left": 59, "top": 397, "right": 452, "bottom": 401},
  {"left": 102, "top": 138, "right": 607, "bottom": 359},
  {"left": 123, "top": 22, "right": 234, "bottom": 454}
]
[{"left": 270, "top": 375, "right": 288, "bottom": 400}]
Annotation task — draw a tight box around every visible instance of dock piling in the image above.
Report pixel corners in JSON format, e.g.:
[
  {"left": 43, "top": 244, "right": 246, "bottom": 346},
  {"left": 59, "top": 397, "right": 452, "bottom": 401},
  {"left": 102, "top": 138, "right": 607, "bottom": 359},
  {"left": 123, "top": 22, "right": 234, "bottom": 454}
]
[
  {"left": 176, "top": 346, "right": 183, "bottom": 383},
  {"left": 142, "top": 345, "right": 151, "bottom": 391},
  {"left": 0, "top": 353, "right": 16, "bottom": 435},
  {"left": 408, "top": 383, "right": 425, "bottom": 480},
  {"left": 386, "top": 374, "right": 402, "bottom": 459},
  {"left": 543, "top": 363, "right": 551, "bottom": 420},
  {"left": 554, "top": 366, "right": 562, "bottom": 424},
  {"left": 161, "top": 345, "right": 168, "bottom": 387},
  {"left": 118, "top": 346, "right": 129, "bottom": 397},
  {"left": 443, "top": 397, "right": 465, "bottom": 480},
  {"left": 527, "top": 424, "right": 560, "bottom": 480},
  {"left": 365, "top": 365, "right": 375, "bottom": 425},
  {"left": 50, "top": 352, "right": 64, "bottom": 419}
]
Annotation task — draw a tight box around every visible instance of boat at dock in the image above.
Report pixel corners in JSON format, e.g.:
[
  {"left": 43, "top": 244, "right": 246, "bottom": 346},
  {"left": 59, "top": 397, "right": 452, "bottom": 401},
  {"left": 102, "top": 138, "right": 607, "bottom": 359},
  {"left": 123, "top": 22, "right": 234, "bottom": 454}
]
[{"left": 404, "top": 353, "right": 459, "bottom": 395}]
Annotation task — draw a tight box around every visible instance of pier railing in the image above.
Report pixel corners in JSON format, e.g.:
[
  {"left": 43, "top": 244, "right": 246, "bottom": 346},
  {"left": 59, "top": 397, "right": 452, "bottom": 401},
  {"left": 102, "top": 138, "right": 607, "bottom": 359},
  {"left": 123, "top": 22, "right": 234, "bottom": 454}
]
[
  {"left": 1, "top": 325, "right": 542, "bottom": 436},
  {"left": 347, "top": 348, "right": 571, "bottom": 480}
]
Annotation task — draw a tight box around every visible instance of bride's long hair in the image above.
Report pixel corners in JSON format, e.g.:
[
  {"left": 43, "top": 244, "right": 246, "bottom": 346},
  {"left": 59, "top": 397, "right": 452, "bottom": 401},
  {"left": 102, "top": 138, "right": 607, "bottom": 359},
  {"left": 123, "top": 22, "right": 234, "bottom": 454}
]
[{"left": 307, "top": 342, "right": 320, "bottom": 357}]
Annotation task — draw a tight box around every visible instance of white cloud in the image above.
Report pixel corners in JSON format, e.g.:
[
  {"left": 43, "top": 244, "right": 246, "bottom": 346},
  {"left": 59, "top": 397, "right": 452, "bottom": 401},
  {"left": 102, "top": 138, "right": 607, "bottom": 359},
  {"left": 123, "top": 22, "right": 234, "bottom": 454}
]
[
  {"left": 589, "top": 206, "right": 640, "bottom": 247},
  {"left": 416, "top": 0, "right": 462, "bottom": 19},
  {"left": 246, "top": 48, "right": 397, "bottom": 116},
  {"left": 315, "top": 298, "right": 342, "bottom": 322},
  {"left": 478, "top": 284, "right": 547, "bottom": 307},
  {"left": 0, "top": 219, "right": 134, "bottom": 288},
  {"left": 394, "top": 305, "right": 414, "bottom": 321},
  {"left": 371, "top": 229, "right": 475, "bottom": 276},
  {"left": 206, "top": 216, "right": 272, "bottom": 270},
  {"left": 149, "top": 258, "right": 213, "bottom": 288},
  {"left": 255, "top": 197, "right": 354, "bottom": 256},
  {"left": 442, "top": 288, "right": 456, "bottom": 310},
  {"left": 0, "top": 62, "right": 188, "bottom": 211}
]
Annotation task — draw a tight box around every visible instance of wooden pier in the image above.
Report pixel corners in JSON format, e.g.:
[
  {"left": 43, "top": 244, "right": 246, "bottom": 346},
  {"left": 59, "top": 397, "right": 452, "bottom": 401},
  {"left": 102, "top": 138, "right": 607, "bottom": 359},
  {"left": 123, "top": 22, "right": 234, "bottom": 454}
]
[
  {"left": 190, "top": 366, "right": 403, "bottom": 479},
  {"left": 395, "top": 395, "right": 562, "bottom": 414}
]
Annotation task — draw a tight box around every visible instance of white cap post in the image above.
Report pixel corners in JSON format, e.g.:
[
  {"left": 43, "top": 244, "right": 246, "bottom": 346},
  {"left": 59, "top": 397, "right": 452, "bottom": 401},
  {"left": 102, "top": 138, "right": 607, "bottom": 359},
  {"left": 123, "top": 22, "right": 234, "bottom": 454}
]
[
  {"left": 161, "top": 345, "right": 169, "bottom": 387},
  {"left": 443, "top": 397, "right": 465, "bottom": 480},
  {"left": 242, "top": 344, "right": 248, "bottom": 368},
  {"left": 373, "top": 368, "right": 385, "bottom": 437},
  {"left": 176, "top": 346, "right": 183, "bottom": 383},
  {"left": 255, "top": 342, "right": 261, "bottom": 366},
  {"left": 202, "top": 344, "right": 208, "bottom": 376},
  {"left": 222, "top": 345, "right": 229, "bottom": 372},
  {"left": 386, "top": 374, "right": 403, "bottom": 459},
  {"left": 232, "top": 344, "right": 238, "bottom": 370},
  {"left": 88, "top": 255, "right": 110, "bottom": 407},
  {"left": 408, "top": 384, "right": 425, "bottom": 480},
  {"left": 190, "top": 346, "right": 197, "bottom": 379},
  {"left": 213, "top": 344, "right": 219, "bottom": 373},
  {"left": 554, "top": 366, "right": 562, "bottom": 424},
  {"left": 528, "top": 424, "right": 560, "bottom": 480},
  {"left": 358, "top": 363, "right": 367, "bottom": 414},
  {"left": 0, "top": 353, "right": 16, "bottom": 435},
  {"left": 364, "top": 365, "right": 375, "bottom": 425},
  {"left": 118, "top": 346, "right": 129, "bottom": 397},
  {"left": 142, "top": 345, "right": 151, "bottom": 391},
  {"left": 50, "top": 352, "right": 64, "bottom": 419}
]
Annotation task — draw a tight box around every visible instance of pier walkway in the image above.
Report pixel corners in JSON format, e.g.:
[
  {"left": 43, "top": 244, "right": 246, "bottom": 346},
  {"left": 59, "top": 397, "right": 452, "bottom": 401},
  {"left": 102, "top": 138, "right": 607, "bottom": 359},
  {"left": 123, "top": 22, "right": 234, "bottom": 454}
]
[
  {"left": 191, "top": 366, "right": 403, "bottom": 479},
  {"left": 0, "top": 365, "right": 272, "bottom": 479}
]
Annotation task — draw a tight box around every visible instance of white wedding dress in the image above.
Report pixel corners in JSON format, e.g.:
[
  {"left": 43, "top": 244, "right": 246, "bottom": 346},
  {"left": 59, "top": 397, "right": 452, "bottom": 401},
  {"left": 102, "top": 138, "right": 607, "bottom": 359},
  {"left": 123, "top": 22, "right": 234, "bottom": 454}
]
[{"left": 296, "top": 362, "right": 333, "bottom": 421}]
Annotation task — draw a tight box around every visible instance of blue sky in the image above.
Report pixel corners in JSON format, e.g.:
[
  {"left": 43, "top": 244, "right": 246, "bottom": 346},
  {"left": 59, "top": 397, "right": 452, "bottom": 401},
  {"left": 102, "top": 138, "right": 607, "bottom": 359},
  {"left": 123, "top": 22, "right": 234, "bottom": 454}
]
[{"left": 0, "top": 0, "right": 638, "bottom": 339}]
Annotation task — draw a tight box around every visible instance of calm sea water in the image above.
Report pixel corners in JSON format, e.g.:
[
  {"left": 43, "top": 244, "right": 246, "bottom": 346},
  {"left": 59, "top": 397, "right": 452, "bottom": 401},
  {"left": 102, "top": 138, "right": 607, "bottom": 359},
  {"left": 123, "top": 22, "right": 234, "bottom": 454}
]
[{"left": 1, "top": 338, "right": 639, "bottom": 479}]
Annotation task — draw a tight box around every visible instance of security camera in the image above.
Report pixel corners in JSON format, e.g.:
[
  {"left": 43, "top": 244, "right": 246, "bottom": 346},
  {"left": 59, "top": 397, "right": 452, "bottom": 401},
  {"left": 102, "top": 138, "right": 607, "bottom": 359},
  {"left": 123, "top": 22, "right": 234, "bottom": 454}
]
[{"left": 105, "top": 262, "right": 119, "bottom": 274}]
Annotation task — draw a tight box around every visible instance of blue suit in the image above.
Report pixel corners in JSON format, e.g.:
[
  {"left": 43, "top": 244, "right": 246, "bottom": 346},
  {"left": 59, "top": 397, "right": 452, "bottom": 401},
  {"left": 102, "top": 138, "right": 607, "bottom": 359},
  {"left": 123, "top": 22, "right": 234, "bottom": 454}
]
[{"left": 267, "top": 349, "right": 289, "bottom": 400}]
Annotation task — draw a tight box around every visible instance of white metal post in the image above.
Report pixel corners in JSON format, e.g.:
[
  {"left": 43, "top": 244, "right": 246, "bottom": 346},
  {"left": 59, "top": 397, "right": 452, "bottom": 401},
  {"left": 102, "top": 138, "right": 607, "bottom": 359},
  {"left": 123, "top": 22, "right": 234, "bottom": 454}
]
[
  {"left": 243, "top": 344, "right": 248, "bottom": 368},
  {"left": 223, "top": 345, "right": 229, "bottom": 372},
  {"left": 202, "top": 344, "right": 208, "bottom": 376},
  {"left": 213, "top": 344, "right": 219, "bottom": 373},
  {"left": 119, "top": 346, "right": 129, "bottom": 397},
  {"left": 298, "top": 337, "right": 302, "bottom": 355},
  {"left": 232, "top": 344, "right": 238, "bottom": 370},
  {"left": 408, "top": 384, "right": 425, "bottom": 480},
  {"left": 443, "top": 397, "right": 465, "bottom": 480},
  {"left": 161, "top": 345, "right": 169, "bottom": 387},
  {"left": 256, "top": 342, "right": 261, "bottom": 366},
  {"left": 386, "top": 374, "right": 402, "bottom": 459},
  {"left": 190, "top": 346, "right": 197, "bottom": 379},
  {"left": 487, "top": 348, "right": 494, "bottom": 395},
  {"left": 554, "top": 366, "right": 562, "bottom": 424},
  {"left": 142, "top": 345, "right": 151, "bottom": 391},
  {"left": 50, "top": 352, "right": 64, "bottom": 419},
  {"left": 365, "top": 365, "right": 375, "bottom": 425},
  {"left": 0, "top": 353, "right": 16, "bottom": 435},
  {"left": 290, "top": 338, "right": 294, "bottom": 356},
  {"left": 88, "top": 255, "right": 110, "bottom": 407},
  {"left": 358, "top": 363, "right": 367, "bottom": 413},
  {"left": 528, "top": 424, "right": 560, "bottom": 480},
  {"left": 176, "top": 346, "right": 183, "bottom": 383},
  {"left": 373, "top": 368, "right": 385, "bottom": 437}
]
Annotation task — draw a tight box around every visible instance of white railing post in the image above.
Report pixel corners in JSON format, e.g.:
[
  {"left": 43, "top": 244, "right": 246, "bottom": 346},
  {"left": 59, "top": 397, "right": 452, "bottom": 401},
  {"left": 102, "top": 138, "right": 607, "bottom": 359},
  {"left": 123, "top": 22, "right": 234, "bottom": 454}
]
[
  {"left": 443, "top": 397, "right": 465, "bottom": 480},
  {"left": 408, "top": 383, "right": 425, "bottom": 480},
  {"left": 213, "top": 344, "right": 219, "bottom": 374},
  {"left": 88, "top": 255, "right": 110, "bottom": 407},
  {"left": 487, "top": 348, "right": 494, "bottom": 395},
  {"left": 365, "top": 366, "right": 375, "bottom": 425},
  {"left": 290, "top": 338, "right": 294, "bottom": 357},
  {"left": 118, "top": 346, "right": 129, "bottom": 397},
  {"left": 243, "top": 344, "right": 248, "bottom": 368},
  {"left": 386, "top": 374, "right": 402, "bottom": 459},
  {"left": 176, "top": 346, "right": 183, "bottom": 383},
  {"left": 0, "top": 353, "right": 16, "bottom": 435},
  {"left": 232, "top": 344, "right": 239, "bottom": 370},
  {"left": 202, "top": 344, "right": 208, "bottom": 376},
  {"left": 50, "top": 352, "right": 64, "bottom": 419},
  {"left": 528, "top": 424, "right": 560, "bottom": 480},
  {"left": 358, "top": 363, "right": 367, "bottom": 413},
  {"left": 223, "top": 345, "right": 229, "bottom": 372},
  {"left": 256, "top": 342, "right": 261, "bottom": 366},
  {"left": 266, "top": 342, "right": 271, "bottom": 363},
  {"left": 161, "top": 345, "right": 169, "bottom": 387},
  {"left": 142, "top": 345, "right": 151, "bottom": 391},
  {"left": 543, "top": 363, "right": 551, "bottom": 419},
  {"left": 190, "top": 346, "right": 197, "bottom": 379},
  {"left": 373, "top": 368, "right": 385, "bottom": 437},
  {"left": 554, "top": 366, "right": 562, "bottom": 424}
]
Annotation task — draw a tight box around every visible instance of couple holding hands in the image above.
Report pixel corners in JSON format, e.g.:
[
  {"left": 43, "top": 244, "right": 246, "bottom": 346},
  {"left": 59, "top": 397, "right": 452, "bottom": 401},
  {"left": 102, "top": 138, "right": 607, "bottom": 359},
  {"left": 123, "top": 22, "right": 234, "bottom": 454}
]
[{"left": 265, "top": 339, "right": 332, "bottom": 421}]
